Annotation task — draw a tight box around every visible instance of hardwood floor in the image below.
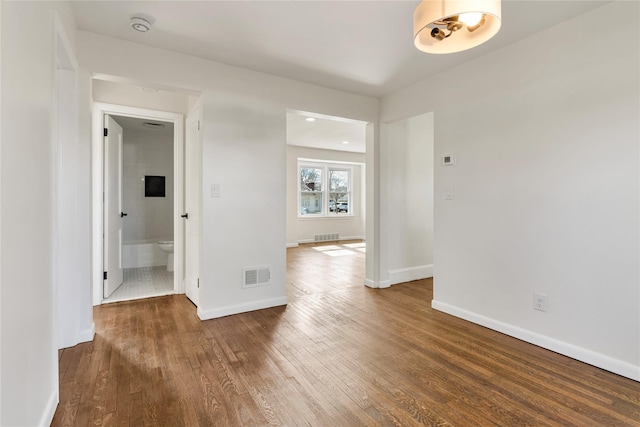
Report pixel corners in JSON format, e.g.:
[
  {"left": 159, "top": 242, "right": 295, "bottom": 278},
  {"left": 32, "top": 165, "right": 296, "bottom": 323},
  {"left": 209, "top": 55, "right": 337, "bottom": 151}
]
[
  {"left": 286, "top": 241, "right": 365, "bottom": 302},
  {"left": 53, "top": 242, "right": 639, "bottom": 426}
]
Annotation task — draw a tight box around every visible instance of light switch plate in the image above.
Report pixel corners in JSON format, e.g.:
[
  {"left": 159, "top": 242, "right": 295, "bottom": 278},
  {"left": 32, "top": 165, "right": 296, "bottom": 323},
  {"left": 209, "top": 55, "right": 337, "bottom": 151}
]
[
  {"left": 445, "top": 186, "right": 454, "bottom": 200},
  {"left": 211, "top": 183, "right": 221, "bottom": 198}
]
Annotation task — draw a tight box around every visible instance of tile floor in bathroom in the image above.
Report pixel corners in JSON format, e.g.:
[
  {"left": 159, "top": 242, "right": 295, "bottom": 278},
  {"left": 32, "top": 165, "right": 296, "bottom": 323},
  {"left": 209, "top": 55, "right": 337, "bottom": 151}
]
[{"left": 103, "top": 266, "right": 174, "bottom": 303}]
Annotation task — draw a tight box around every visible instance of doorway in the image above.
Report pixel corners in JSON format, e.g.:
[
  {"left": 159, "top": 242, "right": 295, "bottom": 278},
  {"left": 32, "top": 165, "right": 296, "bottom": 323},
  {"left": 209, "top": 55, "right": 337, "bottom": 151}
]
[
  {"left": 103, "top": 114, "right": 176, "bottom": 302},
  {"left": 92, "top": 103, "right": 185, "bottom": 305},
  {"left": 285, "top": 110, "right": 367, "bottom": 294}
]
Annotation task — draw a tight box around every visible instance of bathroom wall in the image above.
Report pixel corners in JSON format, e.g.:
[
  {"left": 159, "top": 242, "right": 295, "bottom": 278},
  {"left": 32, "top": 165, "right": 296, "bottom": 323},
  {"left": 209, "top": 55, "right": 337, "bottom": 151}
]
[{"left": 118, "top": 122, "right": 174, "bottom": 245}]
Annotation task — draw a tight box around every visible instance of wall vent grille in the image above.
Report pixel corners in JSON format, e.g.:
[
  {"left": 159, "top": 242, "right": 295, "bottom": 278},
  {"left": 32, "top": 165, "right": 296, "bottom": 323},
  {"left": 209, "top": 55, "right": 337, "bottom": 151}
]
[
  {"left": 314, "top": 233, "right": 339, "bottom": 242},
  {"left": 243, "top": 266, "right": 271, "bottom": 288}
]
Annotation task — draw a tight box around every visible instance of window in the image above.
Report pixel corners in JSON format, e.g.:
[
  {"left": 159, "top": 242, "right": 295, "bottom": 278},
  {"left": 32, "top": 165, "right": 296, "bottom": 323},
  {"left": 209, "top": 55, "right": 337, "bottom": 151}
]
[{"left": 299, "top": 162, "right": 352, "bottom": 217}]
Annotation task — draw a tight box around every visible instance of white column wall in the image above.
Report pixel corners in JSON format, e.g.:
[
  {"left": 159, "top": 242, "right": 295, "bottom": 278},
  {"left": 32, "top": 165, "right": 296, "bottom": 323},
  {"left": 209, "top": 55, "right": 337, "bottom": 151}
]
[
  {"left": 383, "top": 112, "right": 434, "bottom": 285},
  {"left": 381, "top": 2, "right": 639, "bottom": 380},
  {"left": 1, "top": 2, "right": 81, "bottom": 425}
]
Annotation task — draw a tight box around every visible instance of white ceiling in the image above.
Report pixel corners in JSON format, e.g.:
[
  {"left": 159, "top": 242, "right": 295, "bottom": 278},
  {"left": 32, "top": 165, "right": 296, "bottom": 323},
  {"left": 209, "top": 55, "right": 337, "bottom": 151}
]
[
  {"left": 111, "top": 115, "right": 174, "bottom": 135},
  {"left": 75, "top": 1, "right": 608, "bottom": 154},
  {"left": 71, "top": 1, "right": 609, "bottom": 98},
  {"left": 287, "top": 111, "right": 367, "bottom": 153}
]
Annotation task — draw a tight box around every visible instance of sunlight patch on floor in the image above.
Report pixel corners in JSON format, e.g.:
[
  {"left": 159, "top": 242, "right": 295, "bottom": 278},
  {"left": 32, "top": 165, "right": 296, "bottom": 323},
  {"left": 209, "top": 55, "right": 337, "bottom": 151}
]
[
  {"left": 344, "top": 243, "right": 366, "bottom": 248},
  {"left": 323, "top": 249, "right": 357, "bottom": 257},
  {"left": 312, "top": 245, "right": 342, "bottom": 251},
  {"left": 311, "top": 242, "right": 366, "bottom": 257}
]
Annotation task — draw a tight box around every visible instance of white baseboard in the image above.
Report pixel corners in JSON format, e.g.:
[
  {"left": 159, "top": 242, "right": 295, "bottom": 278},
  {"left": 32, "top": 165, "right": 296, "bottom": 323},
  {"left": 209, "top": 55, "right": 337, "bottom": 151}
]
[
  {"left": 40, "top": 388, "right": 59, "bottom": 427},
  {"left": 364, "top": 279, "right": 391, "bottom": 289},
  {"left": 297, "top": 235, "right": 365, "bottom": 245},
  {"left": 339, "top": 235, "right": 365, "bottom": 241},
  {"left": 197, "top": 296, "right": 288, "bottom": 320},
  {"left": 388, "top": 264, "right": 433, "bottom": 285},
  {"left": 432, "top": 300, "right": 640, "bottom": 382},
  {"left": 286, "top": 243, "right": 299, "bottom": 248},
  {"left": 77, "top": 322, "right": 96, "bottom": 344}
]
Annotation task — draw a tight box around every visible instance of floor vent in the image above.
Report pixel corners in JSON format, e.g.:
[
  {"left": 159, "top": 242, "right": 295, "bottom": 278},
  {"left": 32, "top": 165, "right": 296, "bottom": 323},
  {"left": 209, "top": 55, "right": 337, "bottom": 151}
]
[
  {"left": 243, "top": 266, "right": 271, "bottom": 288},
  {"left": 314, "top": 233, "right": 339, "bottom": 242}
]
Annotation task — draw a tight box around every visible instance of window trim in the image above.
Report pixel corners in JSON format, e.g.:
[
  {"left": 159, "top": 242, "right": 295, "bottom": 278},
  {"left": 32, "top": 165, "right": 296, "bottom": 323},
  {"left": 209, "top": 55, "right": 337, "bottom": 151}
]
[{"left": 298, "top": 160, "right": 354, "bottom": 219}]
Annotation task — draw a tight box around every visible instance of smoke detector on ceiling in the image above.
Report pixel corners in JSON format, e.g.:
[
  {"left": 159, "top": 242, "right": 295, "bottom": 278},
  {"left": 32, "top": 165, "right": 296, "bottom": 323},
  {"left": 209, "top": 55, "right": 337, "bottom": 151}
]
[{"left": 130, "top": 16, "right": 152, "bottom": 33}]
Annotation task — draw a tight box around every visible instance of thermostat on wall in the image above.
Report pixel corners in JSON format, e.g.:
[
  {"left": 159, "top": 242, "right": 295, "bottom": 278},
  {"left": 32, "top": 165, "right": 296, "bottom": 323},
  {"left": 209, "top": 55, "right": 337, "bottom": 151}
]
[{"left": 442, "top": 155, "right": 456, "bottom": 165}]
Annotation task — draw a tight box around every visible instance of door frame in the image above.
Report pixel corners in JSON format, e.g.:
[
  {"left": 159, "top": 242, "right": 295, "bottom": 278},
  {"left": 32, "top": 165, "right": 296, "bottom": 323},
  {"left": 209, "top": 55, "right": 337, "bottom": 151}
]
[
  {"left": 184, "top": 104, "right": 202, "bottom": 306},
  {"left": 92, "top": 103, "right": 185, "bottom": 305}
]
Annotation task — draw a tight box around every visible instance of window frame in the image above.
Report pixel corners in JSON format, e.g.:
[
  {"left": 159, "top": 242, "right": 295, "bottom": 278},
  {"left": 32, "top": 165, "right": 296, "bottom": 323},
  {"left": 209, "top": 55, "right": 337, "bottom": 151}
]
[{"left": 298, "top": 161, "right": 353, "bottom": 218}]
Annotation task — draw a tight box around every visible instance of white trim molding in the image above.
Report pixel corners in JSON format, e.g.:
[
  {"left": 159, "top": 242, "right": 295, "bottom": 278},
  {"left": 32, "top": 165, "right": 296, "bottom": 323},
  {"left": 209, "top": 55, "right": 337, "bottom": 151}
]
[
  {"left": 91, "top": 102, "right": 184, "bottom": 305},
  {"left": 77, "top": 322, "right": 96, "bottom": 344},
  {"left": 432, "top": 300, "right": 640, "bottom": 382},
  {"left": 40, "top": 388, "right": 59, "bottom": 427},
  {"left": 297, "top": 235, "right": 365, "bottom": 245},
  {"left": 388, "top": 264, "right": 433, "bottom": 285},
  {"left": 364, "top": 279, "right": 391, "bottom": 289},
  {"left": 197, "top": 296, "right": 288, "bottom": 320}
]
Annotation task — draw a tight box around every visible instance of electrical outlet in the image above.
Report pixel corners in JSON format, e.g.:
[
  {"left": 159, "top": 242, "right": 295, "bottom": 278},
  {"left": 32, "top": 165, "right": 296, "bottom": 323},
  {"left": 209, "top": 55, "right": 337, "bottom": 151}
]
[{"left": 533, "top": 293, "right": 548, "bottom": 312}]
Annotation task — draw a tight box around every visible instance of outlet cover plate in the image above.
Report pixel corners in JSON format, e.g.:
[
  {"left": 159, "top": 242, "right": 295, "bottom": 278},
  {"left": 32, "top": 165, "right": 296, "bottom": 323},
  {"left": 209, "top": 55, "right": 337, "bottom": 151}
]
[{"left": 533, "top": 293, "right": 548, "bottom": 312}]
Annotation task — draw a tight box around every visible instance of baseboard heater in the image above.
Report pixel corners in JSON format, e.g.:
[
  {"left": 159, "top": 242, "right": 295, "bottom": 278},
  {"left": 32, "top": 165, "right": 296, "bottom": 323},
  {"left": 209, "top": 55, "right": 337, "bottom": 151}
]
[{"left": 314, "top": 233, "right": 339, "bottom": 242}]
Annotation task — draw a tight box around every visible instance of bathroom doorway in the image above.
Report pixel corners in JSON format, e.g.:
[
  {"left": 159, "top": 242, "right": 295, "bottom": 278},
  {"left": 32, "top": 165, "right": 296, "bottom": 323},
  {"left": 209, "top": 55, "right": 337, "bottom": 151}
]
[
  {"left": 93, "top": 103, "right": 185, "bottom": 305},
  {"left": 103, "top": 114, "right": 176, "bottom": 302}
]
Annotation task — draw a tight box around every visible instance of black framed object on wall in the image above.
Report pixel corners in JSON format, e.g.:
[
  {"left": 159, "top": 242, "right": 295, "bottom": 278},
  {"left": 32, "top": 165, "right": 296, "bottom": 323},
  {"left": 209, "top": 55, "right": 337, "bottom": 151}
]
[{"left": 145, "top": 175, "right": 166, "bottom": 197}]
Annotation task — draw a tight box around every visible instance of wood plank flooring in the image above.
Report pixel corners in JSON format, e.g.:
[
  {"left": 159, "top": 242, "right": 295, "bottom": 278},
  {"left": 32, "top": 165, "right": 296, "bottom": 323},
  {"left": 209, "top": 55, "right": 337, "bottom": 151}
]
[{"left": 53, "top": 241, "right": 639, "bottom": 426}]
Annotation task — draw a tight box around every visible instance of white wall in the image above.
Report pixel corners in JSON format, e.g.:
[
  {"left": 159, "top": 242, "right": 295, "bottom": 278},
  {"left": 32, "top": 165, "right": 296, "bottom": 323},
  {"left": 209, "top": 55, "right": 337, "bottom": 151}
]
[
  {"left": 76, "top": 31, "right": 379, "bottom": 319},
  {"left": 381, "top": 2, "right": 640, "bottom": 380},
  {"left": 382, "top": 113, "right": 434, "bottom": 285},
  {"left": 92, "top": 79, "right": 189, "bottom": 115},
  {"left": 120, "top": 126, "right": 174, "bottom": 243},
  {"left": 1, "top": 2, "right": 82, "bottom": 425},
  {"left": 200, "top": 93, "right": 287, "bottom": 317},
  {"left": 286, "top": 145, "right": 365, "bottom": 246}
]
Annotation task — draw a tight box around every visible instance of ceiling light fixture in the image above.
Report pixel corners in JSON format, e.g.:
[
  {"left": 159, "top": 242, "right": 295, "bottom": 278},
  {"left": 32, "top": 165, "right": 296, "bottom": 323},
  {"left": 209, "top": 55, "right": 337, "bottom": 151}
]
[
  {"left": 305, "top": 117, "right": 316, "bottom": 122},
  {"left": 130, "top": 16, "right": 153, "bottom": 33},
  {"left": 414, "top": 0, "right": 501, "bottom": 54},
  {"left": 342, "top": 141, "right": 350, "bottom": 145}
]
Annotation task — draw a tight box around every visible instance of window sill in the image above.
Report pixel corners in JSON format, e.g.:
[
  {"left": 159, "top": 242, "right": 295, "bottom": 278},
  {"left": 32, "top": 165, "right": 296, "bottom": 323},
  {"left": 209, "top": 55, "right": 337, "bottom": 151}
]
[{"left": 297, "top": 214, "right": 355, "bottom": 220}]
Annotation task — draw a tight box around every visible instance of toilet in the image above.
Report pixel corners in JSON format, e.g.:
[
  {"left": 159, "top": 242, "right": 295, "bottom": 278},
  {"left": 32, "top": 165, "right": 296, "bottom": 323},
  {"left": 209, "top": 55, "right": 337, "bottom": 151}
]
[{"left": 157, "top": 241, "right": 174, "bottom": 271}]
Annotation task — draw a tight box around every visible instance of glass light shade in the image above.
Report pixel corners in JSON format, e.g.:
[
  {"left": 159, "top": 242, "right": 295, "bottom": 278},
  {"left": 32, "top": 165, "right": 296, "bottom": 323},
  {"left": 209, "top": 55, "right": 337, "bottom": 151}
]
[{"left": 414, "top": 0, "right": 501, "bottom": 54}]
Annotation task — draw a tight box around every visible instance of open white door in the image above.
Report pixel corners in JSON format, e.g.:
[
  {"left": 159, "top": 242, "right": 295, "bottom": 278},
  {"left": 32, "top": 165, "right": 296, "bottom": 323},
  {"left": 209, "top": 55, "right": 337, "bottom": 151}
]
[
  {"left": 184, "top": 111, "right": 201, "bottom": 306},
  {"left": 103, "top": 115, "right": 124, "bottom": 298}
]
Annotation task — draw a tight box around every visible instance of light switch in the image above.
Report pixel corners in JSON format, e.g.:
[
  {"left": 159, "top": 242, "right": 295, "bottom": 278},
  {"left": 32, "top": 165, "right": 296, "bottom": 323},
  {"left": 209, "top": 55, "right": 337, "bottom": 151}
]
[
  {"left": 211, "top": 184, "right": 221, "bottom": 198},
  {"left": 444, "top": 186, "right": 454, "bottom": 200}
]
